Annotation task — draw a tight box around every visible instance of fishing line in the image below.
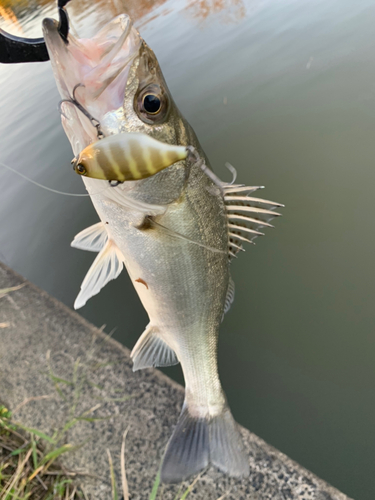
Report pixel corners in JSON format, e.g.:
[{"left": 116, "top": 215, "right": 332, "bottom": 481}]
[
  {"left": 195, "top": 155, "right": 239, "bottom": 190},
  {"left": 0, "top": 161, "right": 110, "bottom": 197},
  {"left": 147, "top": 217, "right": 226, "bottom": 255},
  {"left": 225, "top": 162, "right": 237, "bottom": 185}
]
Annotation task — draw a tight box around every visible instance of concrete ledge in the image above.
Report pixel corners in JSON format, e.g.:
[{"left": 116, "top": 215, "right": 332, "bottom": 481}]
[{"left": 0, "top": 262, "right": 352, "bottom": 500}]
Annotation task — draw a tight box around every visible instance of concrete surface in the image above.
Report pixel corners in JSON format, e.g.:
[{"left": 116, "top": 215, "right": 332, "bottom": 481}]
[{"left": 0, "top": 262, "right": 353, "bottom": 500}]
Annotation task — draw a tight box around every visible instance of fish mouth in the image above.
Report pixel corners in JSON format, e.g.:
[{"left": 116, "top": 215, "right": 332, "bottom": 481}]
[{"left": 42, "top": 14, "right": 142, "bottom": 154}]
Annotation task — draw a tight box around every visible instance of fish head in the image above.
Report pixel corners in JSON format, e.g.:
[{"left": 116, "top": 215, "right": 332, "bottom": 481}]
[
  {"left": 120, "top": 41, "right": 190, "bottom": 147},
  {"left": 43, "top": 14, "right": 142, "bottom": 156},
  {"left": 43, "top": 14, "right": 197, "bottom": 158}
]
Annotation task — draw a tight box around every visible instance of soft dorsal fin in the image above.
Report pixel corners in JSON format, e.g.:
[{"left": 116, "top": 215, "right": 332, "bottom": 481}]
[
  {"left": 131, "top": 324, "right": 179, "bottom": 371},
  {"left": 71, "top": 222, "right": 108, "bottom": 252},
  {"left": 74, "top": 240, "right": 124, "bottom": 309}
]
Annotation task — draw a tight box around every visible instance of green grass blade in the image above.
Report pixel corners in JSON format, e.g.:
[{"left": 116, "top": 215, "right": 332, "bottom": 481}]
[
  {"left": 76, "top": 416, "right": 113, "bottom": 422},
  {"left": 10, "top": 448, "right": 25, "bottom": 456},
  {"left": 60, "top": 418, "right": 78, "bottom": 434},
  {"left": 48, "top": 374, "right": 73, "bottom": 385},
  {"left": 87, "top": 380, "right": 104, "bottom": 390},
  {"left": 173, "top": 485, "right": 183, "bottom": 500},
  {"left": 40, "top": 444, "right": 73, "bottom": 465},
  {"left": 180, "top": 487, "right": 192, "bottom": 500},
  {"left": 54, "top": 478, "right": 73, "bottom": 496},
  {"left": 73, "top": 357, "right": 81, "bottom": 385},
  {"left": 31, "top": 434, "right": 38, "bottom": 470},
  {"left": 107, "top": 449, "right": 118, "bottom": 500},
  {"left": 179, "top": 474, "right": 202, "bottom": 500},
  {"left": 149, "top": 471, "right": 161, "bottom": 500},
  {"left": 13, "top": 423, "right": 55, "bottom": 444}
]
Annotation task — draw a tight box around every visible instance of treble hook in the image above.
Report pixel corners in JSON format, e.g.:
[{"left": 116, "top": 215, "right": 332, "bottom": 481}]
[{"left": 59, "top": 84, "right": 105, "bottom": 140}]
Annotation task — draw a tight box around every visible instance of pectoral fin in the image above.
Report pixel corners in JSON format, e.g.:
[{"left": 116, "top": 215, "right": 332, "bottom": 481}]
[
  {"left": 74, "top": 240, "right": 124, "bottom": 309},
  {"left": 224, "top": 276, "right": 235, "bottom": 316},
  {"left": 131, "top": 324, "right": 179, "bottom": 371},
  {"left": 71, "top": 222, "right": 108, "bottom": 252}
]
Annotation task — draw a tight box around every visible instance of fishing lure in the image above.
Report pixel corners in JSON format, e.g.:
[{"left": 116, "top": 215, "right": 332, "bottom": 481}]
[{"left": 72, "top": 133, "right": 188, "bottom": 182}]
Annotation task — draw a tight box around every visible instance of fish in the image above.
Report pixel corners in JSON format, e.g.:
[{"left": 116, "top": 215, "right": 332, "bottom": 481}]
[
  {"left": 42, "top": 12, "right": 282, "bottom": 483},
  {"left": 72, "top": 131, "right": 188, "bottom": 181}
]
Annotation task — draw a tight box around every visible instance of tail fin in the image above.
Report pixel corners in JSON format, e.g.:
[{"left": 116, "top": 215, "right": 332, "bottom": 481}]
[{"left": 160, "top": 402, "right": 249, "bottom": 483}]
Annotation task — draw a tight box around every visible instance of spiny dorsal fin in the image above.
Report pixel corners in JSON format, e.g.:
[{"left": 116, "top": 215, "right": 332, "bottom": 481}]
[
  {"left": 131, "top": 324, "right": 179, "bottom": 371},
  {"left": 71, "top": 222, "right": 108, "bottom": 252},
  {"left": 223, "top": 183, "right": 283, "bottom": 260},
  {"left": 74, "top": 240, "right": 124, "bottom": 309},
  {"left": 198, "top": 161, "right": 283, "bottom": 261}
]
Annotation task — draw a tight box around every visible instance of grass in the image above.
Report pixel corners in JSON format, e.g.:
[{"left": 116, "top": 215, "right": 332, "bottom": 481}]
[
  {"left": 0, "top": 348, "right": 117, "bottom": 500},
  {"left": 0, "top": 333, "right": 122, "bottom": 500},
  {"left": 108, "top": 440, "right": 207, "bottom": 500},
  {"left": 0, "top": 405, "right": 87, "bottom": 499},
  {"left": 1, "top": 404, "right": 212, "bottom": 500},
  {"left": 0, "top": 284, "right": 25, "bottom": 300}
]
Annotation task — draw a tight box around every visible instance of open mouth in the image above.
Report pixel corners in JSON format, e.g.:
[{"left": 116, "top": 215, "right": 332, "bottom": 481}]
[{"left": 42, "top": 14, "right": 142, "bottom": 154}]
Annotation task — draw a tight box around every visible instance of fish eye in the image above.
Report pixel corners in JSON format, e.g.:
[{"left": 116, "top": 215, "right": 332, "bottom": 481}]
[
  {"left": 142, "top": 94, "right": 162, "bottom": 114},
  {"left": 137, "top": 84, "right": 169, "bottom": 124},
  {"left": 75, "top": 164, "right": 87, "bottom": 175}
]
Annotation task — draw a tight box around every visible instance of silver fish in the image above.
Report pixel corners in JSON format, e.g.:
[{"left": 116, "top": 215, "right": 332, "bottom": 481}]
[{"left": 43, "top": 13, "right": 282, "bottom": 483}]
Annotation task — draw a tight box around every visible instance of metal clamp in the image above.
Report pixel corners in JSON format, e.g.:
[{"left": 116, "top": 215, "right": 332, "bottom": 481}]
[{"left": 0, "top": 0, "right": 71, "bottom": 64}]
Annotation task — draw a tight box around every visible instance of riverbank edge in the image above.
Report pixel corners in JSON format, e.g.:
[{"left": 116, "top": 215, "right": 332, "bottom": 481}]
[{"left": 0, "top": 261, "right": 352, "bottom": 500}]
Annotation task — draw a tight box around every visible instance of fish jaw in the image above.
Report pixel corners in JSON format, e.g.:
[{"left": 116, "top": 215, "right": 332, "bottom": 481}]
[{"left": 42, "top": 14, "right": 142, "bottom": 155}]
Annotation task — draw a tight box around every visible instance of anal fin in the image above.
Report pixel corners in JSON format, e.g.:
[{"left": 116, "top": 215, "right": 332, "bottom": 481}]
[
  {"left": 131, "top": 324, "right": 179, "bottom": 371},
  {"left": 74, "top": 240, "right": 124, "bottom": 309}
]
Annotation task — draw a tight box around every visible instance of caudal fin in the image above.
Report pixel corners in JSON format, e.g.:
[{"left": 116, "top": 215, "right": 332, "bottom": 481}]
[{"left": 160, "top": 402, "right": 249, "bottom": 483}]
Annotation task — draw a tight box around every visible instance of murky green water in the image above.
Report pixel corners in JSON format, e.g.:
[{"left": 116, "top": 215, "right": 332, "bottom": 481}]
[{"left": 1, "top": 0, "right": 375, "bottom": 497}]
